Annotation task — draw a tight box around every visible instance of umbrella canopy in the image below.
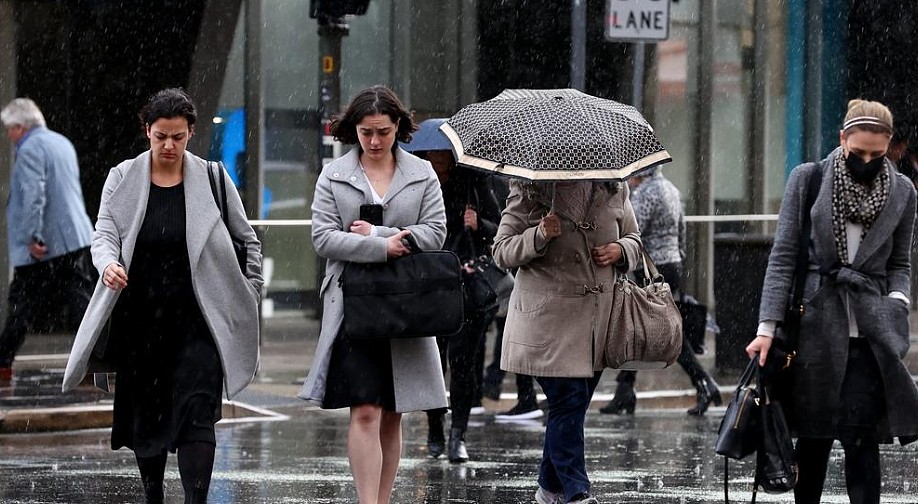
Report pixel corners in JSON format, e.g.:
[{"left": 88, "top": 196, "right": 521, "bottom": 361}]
[
  {"left": 440, "top": 88, "right": 671, "bottom": 181},
  {"left": 399, "top": 118, "right": 452, "bottom": 153}
]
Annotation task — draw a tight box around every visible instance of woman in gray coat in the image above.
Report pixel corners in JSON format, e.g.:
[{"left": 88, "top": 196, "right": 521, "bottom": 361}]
[
  {"left": 297, "top": 86, "right": 447, "bottom": 504},
  {"left": 747, "top": 99, "right": 918, "bottom": 504},
  {"left": 62, "top": 89, "right": 263, "bottom": 504}
]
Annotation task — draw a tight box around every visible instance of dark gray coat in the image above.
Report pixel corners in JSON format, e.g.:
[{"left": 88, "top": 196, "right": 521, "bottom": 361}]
[{"left": 758, "top": 148, "right": 918, "bottom": 441}]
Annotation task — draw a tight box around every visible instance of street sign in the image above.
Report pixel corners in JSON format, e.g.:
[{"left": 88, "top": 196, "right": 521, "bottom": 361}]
[{"left": 606, "top": 0, "right": 671, "bottom": 42}]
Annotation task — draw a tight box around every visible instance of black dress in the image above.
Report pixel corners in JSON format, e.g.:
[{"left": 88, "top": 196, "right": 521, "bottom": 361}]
[{"left": 110, "top": 183, "right": 223, "bottom": 457}]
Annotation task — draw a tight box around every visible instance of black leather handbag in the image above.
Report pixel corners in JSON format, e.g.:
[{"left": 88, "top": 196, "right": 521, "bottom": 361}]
[
  {"left": 715, "top": 356, "right": 762, "bottom": 460},
  {"left": 207, "top": 161, "right": 247, "bottom": 273},
  {"left": 756, "top": 396, "right": 798, "bottom": 494},
  {"left": 341, "top": 235, "right": 464, "bottom": 339}
]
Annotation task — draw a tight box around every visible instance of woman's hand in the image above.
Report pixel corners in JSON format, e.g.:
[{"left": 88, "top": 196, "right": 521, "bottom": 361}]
[
  {"left": 463, "top": 205, "right": 478, "bottom": 231},
  {"left": 592, "top": 242, "right": 623, "bottom": 267},
  {"left": 103, "top": 263, "right": 128, "bottom": 290},
  {"left": 386, "top": 229, "right": 412, "bottom": 259},
  {"left": 350, "top": 220, "right": 373, "bottom": 236},
  {"left": 539, "top": 213, "right": 562, "bottom": 240},
  {"left": 745, "top": 335, "right": 773, "bottom": 366}
]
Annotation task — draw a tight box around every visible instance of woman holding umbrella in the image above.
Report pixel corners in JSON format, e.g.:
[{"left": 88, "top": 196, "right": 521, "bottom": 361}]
[{"left": 443, "top": 89, "right": 669, "bottom": 504}]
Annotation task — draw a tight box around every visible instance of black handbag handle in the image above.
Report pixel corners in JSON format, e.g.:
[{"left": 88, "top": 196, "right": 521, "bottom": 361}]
[{"left": 723, "top": 356, "right": 762, "bottom": 504}]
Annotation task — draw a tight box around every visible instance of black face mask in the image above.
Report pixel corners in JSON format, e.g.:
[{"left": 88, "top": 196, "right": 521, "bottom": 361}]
[{"left": 845, "top": 153, "right": 885, "bottom": 183}]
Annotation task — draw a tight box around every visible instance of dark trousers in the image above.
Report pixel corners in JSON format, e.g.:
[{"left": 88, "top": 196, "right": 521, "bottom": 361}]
[
  {"left": 794, "top": 338, "right": 884, "bottom": 504},
  {"left": 0, "top": 247, "right": 95, "bottom": 367},
  {"left": 483, "top": 316, "right": 537, "bottom": 405},
  {"left": 448, "top": 305, "right": 496, "bottom": 431},
  {"left": 536, "top": 373, "right": 602, "bottom": 501}
]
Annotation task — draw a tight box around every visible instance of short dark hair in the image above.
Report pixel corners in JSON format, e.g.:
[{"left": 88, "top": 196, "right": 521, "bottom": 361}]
[
  {"left": 138, "top": 88, "right": 197, "bottom": 131},
  {"left": 330, "top": 85, "right": 417, "bottom": 146}
]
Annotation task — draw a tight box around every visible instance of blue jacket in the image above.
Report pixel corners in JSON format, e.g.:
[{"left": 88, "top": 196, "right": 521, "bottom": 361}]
[{"left": 7, "top": 126, "right": 93, "bottom": 267}]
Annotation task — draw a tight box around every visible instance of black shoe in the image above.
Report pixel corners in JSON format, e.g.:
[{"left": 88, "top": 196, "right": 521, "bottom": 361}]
[
  {"left": 427, "top": 414, "right": 446, "bottom": 458},
  {"left": 494, "top": 402, "right": 544, "bottom": 421},
  {"left": 142, "top": 481, "right": 164, "bottom": 504},
  {"left": 599, "top": 381, "right": 636, "bottom": 415},
  {"left": 447, "top": 428, "right": 469, "bottom": 463},
  {"left": 687, "top": 374, "right": 722, "bottom": 416}
]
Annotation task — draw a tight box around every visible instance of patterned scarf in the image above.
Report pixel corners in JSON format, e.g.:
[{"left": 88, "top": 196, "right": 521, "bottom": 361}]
[{"left": 831, "top": 153, "right": 890, "bottom": 264}]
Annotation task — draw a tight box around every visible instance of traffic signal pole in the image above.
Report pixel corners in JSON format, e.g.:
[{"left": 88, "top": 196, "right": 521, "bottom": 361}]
[{"left": 314, "top": 15, "right": 348, "bottom": 317}]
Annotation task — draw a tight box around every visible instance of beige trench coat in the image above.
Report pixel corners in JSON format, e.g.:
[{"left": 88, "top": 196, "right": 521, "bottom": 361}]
[{"left": 492, "top": 181, "right": 642, "bottom": 378}]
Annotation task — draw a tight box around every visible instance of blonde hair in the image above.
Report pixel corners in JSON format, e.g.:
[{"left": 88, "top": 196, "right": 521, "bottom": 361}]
[{"left": 842, "top": 99, "right": 893, "bottom": 135}]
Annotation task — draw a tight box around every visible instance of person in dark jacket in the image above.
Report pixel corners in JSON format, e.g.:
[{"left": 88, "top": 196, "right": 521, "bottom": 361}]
[
  {"left": 404, "top": 120, "right": 502, "bottom": 462},
  {"left": 747, "top": 99, "right": 918, "bottom": 504}
]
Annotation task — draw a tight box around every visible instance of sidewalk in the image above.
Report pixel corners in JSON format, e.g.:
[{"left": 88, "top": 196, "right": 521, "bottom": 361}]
[{"left": 3, "top": 313, "right": 918, "bottom": 434}]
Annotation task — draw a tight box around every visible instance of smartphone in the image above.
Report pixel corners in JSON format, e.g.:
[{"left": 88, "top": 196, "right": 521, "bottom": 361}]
[{"left": 359, "top": 204, "right": 384, "bottom": 226}]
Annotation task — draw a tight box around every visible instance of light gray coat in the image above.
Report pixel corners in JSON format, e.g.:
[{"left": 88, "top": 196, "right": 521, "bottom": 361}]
[
  {"left": 759, "top": 148, "right": 918, "bottom": 440},
  {"left": 62, "top": 151, "right": 264, "bottom": 399},
  {"left": 297, "top": 148, "right": 449, "bottom": 413}
]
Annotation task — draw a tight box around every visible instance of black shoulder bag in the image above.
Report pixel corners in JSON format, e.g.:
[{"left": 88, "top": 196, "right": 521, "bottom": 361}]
[
  {"left": 341, "top": 233, "right": 464, "bottom": 339},
  {"left": 207, "top": 161, "right": 247, "bottom": 273},
  {"left": 773, "top": 161, "right": 824, "bottom": 362}
]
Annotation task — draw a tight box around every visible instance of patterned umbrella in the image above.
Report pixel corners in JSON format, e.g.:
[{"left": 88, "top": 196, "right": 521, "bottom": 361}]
[{"left": 440, "top": 88, "right": 671, "bottom": 181}]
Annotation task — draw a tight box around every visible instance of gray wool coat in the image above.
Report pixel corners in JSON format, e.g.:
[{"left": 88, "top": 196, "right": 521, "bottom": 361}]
[
  {"left": 758, "top": 148, "right": 918, "bottom": 441},
  {"left": 297, "top": 148, "right": 449, "bottom": 413},
  {"left": 62, "top": 151, "right": 264, "bottom": 399},
  {"left": 492, "top": 181, "right": 643, "bottom": 378}
]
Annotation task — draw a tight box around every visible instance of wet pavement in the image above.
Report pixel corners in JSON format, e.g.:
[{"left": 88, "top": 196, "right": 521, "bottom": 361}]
[
  {"left": 2, "top": 316, "right": 918, "bottom": 502},
  {"left": 2, "top": 406, "right": 918, "bottom": 503}
]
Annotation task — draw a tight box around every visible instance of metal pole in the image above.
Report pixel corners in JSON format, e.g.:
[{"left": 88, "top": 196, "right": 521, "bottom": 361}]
[
  {"left": 315, "top": 15, "right": 348, "bottom": 318},
  {"left": 692, "top": 0, "right": 716, "bottom": 306},
  {"left": 244, "top": 0, "right": 264, "bottom": 221},
  {"left": 632, "top": 41, "right": 646, "bottom": 109},
  {"left": 570, "top": 0, "right": 586, "bottom": 90}
]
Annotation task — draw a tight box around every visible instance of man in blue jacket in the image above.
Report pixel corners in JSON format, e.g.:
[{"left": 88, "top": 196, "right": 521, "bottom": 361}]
[{"left": 0, "top": 98, "right": 94, "bottom": 383}]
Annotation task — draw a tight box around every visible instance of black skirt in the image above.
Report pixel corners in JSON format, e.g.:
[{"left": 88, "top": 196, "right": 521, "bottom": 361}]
[{"left": 322, "top": 331, "right": 396, "bottom": 411}]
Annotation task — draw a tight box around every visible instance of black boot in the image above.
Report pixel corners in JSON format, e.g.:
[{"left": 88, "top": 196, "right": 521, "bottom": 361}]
[
  {"left": 687, "top": 373, "right": 722, "bottom": 416},
  {"left": 427, "top": 412, "right": 446, "bottom": 458},
  {"left": 142, "top": 480, "right": 164, "bottom": 504},
  {"left": 599, "top": 380, "right": 636, "bottom": 415},
  {"left": 447, "top": 427, "right": 469, "bottom": 463}
]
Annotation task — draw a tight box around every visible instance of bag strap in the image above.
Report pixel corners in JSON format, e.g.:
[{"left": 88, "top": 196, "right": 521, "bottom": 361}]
[
  {"left": 785, "top": 162, "right": 824, "bottom": 348},
  {"left": 207, "top": 161, "right": 231, "bottom": 227},
  {"left": 639, "top": 247, "right": 663, "bottom": 284}
]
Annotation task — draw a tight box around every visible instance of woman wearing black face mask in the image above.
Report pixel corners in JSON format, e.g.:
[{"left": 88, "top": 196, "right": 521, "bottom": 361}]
[{"left": 747, "top": 99, "right": 918, "bottom": 504}]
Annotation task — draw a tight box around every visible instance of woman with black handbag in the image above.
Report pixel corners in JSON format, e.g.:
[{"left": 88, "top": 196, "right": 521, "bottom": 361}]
[
  {"left": 298, "top": 86, "right": 448, "bottom": 504},
  {"left": 747, "top": 99, "right": 918, "bottom": 504},
  {"left": 404, "top": 120, "right": 504, "bottom": 462}
]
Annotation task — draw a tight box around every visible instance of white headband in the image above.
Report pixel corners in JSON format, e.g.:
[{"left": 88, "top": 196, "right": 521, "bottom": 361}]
[{"left": 843, "top": 116, "right": 892, "bottom": 133}]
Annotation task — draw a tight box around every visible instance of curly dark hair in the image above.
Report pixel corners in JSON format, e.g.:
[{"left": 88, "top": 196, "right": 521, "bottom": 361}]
[
  {"left": 138, "top": 88, "right": 197, "bottom": 131},
  {"left": 330, "top": 85, "right": 417, "bottom": 147}
]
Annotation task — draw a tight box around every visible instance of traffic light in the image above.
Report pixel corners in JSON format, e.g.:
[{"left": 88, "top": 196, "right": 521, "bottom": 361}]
[{"left": 309, "top": 0, "right": 370, "bottom": 19}]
